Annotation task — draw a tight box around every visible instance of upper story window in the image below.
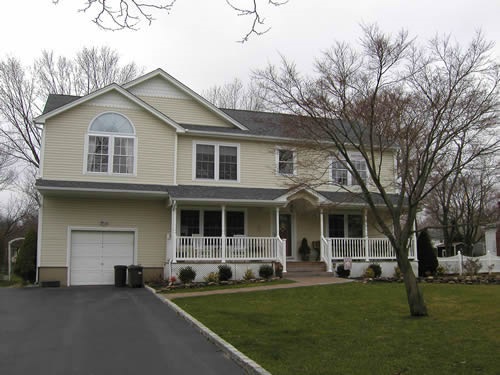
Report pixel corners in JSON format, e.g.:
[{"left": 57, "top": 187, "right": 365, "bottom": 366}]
[
  {"left": 331, "top": 156, "right": 367, "bottom": 186},
  {"left": 276, "top": 148, "right": 296, "bottom": 176},
  {"left": 86, "top": 113, "right": 136, "bottom": 175},
  {"left": 193, "top": 142, "right": 239, "bottom": 182}
]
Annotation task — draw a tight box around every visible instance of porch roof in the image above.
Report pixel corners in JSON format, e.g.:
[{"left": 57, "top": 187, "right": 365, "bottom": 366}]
[{"left": 36, "top": 179, "right": 397, "bottom": 206}]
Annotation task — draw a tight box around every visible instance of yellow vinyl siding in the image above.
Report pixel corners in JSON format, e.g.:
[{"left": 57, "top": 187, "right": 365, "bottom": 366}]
[
  {"left": 138, "top": 96, "right": 233, "bottom": 127},
  {"left": 42, "top": 103, "right": 176, "bottom": 184},
  {"left": 40, "top": 196, "right": 169, "bottom": 267},
  {"left": 176, "top": 135, "right": 396, "bottom": 192}
]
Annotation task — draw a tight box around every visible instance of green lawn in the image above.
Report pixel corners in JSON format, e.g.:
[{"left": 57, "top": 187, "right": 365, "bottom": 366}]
[{"left": 174, "top": 283, "right": 499, "bottom": 375}]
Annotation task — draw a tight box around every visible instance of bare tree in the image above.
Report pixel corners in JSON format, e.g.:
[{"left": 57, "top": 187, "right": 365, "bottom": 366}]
[
  {"left": 425, "top": 156, "right": 498, "bottom": 256},
  {"left": 203, "top": 77, "right": 270, "bottom": 110},
  {"left": 0, "top": 47, "right": 141, "bottom": 168},
  {"left": 51, "top": 0, "right": 288, "bottom": 42},
  {"left": 255, "top": 25, "right": 499, "bottom": 316}
]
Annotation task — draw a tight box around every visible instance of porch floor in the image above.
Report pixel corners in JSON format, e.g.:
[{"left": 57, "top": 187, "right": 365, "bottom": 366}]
[{"left": 160, "top": 276, "right": 354, "bottom": 300}]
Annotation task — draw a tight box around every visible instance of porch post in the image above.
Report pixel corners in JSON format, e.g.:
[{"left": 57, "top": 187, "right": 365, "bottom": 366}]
[
  {"left": 171, "top": 201, "right": 177, "bottom": 263},
  {"left": 320, "top": 208, "right": 324, "bottom": 238},
  {"left": 275, "top": 207, "right": 280, "bottom": 237},
  {"left": 412, "top": 219, "right": 418, "bottom": 259},
  {"left": 221, "top": 205, "right": 226, "bottom": 263},
  {"left": 363, "top": 208, "right": 369, "bottom": 261}
]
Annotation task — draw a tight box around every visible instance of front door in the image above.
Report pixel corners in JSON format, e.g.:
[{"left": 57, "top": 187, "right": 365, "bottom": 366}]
[{"left": 279, "top": 214, "right": 292, "bottom": 257}]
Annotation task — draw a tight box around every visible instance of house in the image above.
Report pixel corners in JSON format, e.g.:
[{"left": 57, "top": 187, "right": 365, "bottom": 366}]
[{"left": 35, "top": 69, "right": 416, "bottom": 286}]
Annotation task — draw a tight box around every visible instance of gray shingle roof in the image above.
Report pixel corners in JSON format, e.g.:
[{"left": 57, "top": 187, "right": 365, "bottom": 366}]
[
  {"left": 42, "top": 95, "right": 81, "bottom": 114},
  {"left": 36, "top": 179, "right": 397, "bottom": 206}
]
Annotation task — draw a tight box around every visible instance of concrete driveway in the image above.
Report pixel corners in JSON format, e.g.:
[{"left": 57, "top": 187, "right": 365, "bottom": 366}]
[{"left": 0, "top": 286, "right": 245, "bottom": 375}]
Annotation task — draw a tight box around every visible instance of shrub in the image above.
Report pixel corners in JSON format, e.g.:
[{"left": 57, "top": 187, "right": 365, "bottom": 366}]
[
  {"left": 463, "top": 258, "right": 482, "bottom": 276},
  {"left": 417, "top": 229, "right": 438, "bottom": 276},
  {"left": 436, "top": 264, "right": 446, "bottom": 276},
  {"left": 336, "top": 264, "right": 350, "bottom": 278},
  {"left": 274, "top": 262, "right": 283, "bottom": 278},
  {"left": 218, "top": 264, "right": 233, "bottom": 281},
  {"left": 298, "top": 238, "right": 311, "bottom": 261},
  {"left": 203, "top": 272, "right": 219, "bottom": 283},
  {"left": 363, "top": 267, "right": 375, "bottom": 279},
  {"left": 178, "top": 266, "right": 196, "bottom": 284},
  {"left": 243, "top": 269, "right": 256, "bottom": 280},
  {"left": 14, "top": 230, "right": 37, "bottom": 283},
  {"left": 259, "top": 264, "right": 274, "bottom": 279},
  {"left": 393, "top": 266, "right": 403, "bottom": 279},
  {"left": 367, "top": 263, "right": 382, "bottom": 278}
]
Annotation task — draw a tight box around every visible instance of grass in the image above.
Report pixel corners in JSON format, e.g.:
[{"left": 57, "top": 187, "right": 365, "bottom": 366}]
[
  {"left": 159, "top": 278, "right": 295, "bottom": 294},
  {"left": 0, "top": 279, "right": 18, "bottom": 287},
  {"left": 174, "top": 283, "right": 499, "bottom": 375}
]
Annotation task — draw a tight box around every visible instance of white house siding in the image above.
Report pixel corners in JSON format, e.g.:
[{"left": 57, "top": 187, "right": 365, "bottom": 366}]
[
  {"left": 42, "top": 103, "right": 176, "bottom": 185},
  {"left": 40, "top": 196, "right": 169, "bottom": 268}
]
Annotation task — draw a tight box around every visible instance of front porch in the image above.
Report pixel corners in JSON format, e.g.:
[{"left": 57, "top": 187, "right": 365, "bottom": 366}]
[{"left": 166, "top": 187, "right": 417, "bottom": 277}]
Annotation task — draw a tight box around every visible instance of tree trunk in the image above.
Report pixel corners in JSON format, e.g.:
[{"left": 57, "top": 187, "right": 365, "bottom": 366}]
[{"left": 399, "top": 256, "right": 428, "bottom": 316}]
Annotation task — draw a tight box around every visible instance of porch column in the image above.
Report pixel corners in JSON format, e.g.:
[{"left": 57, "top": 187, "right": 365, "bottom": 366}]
[
  {"left": 275, "top": 207, "right": 280, "bottom": 237},
  {"left": 363, "top": 207, "right": 369, "bottom": 261},
  {"left": 171, "top": 201, "right": 177, "bottom": 263},
  {"left": 221, "top": 205, "right": 226, "bottom": 263},
  {"left": 320, "top": 208, "right": 324, "bottom": 238},
  {"left": 412, "top": 219, "right": 417, "bottom": 259}
]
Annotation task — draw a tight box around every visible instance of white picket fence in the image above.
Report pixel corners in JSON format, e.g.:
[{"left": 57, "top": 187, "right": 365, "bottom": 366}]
[{"left": 437, "top": 251, "right": 500, "bottom": 275}]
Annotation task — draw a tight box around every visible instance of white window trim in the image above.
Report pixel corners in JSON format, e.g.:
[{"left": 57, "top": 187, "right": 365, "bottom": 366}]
[
  {"left": 192, "top": 141, "right": 240, "bottom": 183},
  {"left": 275, "top": 147, "right": 297, "bottom": 176},
  {"left": 327, "top": 213, "right": 363, "bottom": 238},
  {"left": 329, "top": 154, "right": 368, "bottom": 186},
  {"left": 83, "top": 112, "right": 138, "bottom": 177}
]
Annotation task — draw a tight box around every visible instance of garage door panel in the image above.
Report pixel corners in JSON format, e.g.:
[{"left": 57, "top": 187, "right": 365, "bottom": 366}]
[
  {"left": 72, "top": 231, "right": 102, "bottom": 244},
  {"left": 70, "top": 230, "right": 135, "bottom": 286},
  {"left": 103, "top": 232, "right": 134, "bottom": 245}
]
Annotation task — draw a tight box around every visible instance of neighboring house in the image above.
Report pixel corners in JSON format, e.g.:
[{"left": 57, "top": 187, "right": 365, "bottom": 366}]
[{"left": 35, "top": 69, "right": 416, "bottom": 286}]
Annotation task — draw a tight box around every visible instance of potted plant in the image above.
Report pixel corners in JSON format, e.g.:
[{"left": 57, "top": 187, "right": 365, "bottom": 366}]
[{"left": 298, "top": 238, "right": 311, "bottom": 261}]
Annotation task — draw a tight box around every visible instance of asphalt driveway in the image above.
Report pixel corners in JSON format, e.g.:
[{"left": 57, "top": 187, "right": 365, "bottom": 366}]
[{"left": 0, "top": 286, "right": 245, "bottom": 375}]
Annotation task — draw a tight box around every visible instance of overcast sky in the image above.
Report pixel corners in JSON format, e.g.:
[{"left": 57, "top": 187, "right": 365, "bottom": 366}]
[
  {"left": 0, "top": 0, "right": 499, "bottom": 204},
  {"left": 1, "top": 0, "right": 499, "bottom": 94}
]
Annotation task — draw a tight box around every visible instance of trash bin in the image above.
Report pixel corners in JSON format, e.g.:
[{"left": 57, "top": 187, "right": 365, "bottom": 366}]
[
  {"left": 128, "top": 265, "right": 144, "bottom": 288},
  {"left": 114, "top": 265, "right": 127, "bottom": 287}
]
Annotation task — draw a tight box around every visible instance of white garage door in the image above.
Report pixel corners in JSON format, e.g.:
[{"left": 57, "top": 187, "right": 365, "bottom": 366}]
[{"left": 70, "top": 231, "right": 135, "bottom": 286}]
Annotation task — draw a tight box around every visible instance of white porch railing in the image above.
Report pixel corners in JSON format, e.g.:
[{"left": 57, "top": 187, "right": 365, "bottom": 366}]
[
  {"left": 175, "top": 236, "right": 284, "bottom": 262},
  {"left": 320, "top": 236, "right": 333, "bottom": 272},
  {"left": 327, "top": 237, "right": 416, "bottom": 261}
]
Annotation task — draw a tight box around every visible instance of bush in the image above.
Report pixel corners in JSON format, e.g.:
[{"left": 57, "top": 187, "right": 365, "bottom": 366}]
[
  {"left": 463, "top": 258, "right": 482, "bottom": 276},
  {"left": 417, "top": 229, "right": 438, "bottom": 277},
  {"left": 336, "top": 264, "right": 350, "bottom": 278},
  {"left": 259, "top": 264, "right": 274, "bottom": 279},
  {"left": 436, "top": 264, "right": 446, "bottom": 276},
  {"left": 178, "top": 266, "right": 196, "bottom": 284},
  {"left": 274, "top": 262, "right": 283, "bottom": 278},
  {"left": 367, "top": 263, "right": 382, "bottom": 278},
  {"left": 243, "top": 269, "right": 256, "bottom": 280},
  {"left": 363, "top": 267, "right": 375, "bottom": 279},
  {"left": 298, "top": 238, "right": 311, "bottom": 261},
  {"left": 14, "top": 230, "right": 37, "bottom": 283},
  {"left": 393, "top": 266, "right": 403, "bottom": 279},
  {"left": 218, "top": 264, "right": 233, "bottom": 281},
  {"left": 203, "top": 272, "right": 219, "bottom": 283}
]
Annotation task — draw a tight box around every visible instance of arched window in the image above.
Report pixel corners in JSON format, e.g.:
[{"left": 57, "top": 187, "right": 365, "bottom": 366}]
[{"left": 86, "top": 113, "right": 136, "bottom": 174}]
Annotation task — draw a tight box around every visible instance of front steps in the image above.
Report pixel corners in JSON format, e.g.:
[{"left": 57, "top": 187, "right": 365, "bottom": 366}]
[{"left": 284, "top": 261, "right": 334, "bottom": 278}]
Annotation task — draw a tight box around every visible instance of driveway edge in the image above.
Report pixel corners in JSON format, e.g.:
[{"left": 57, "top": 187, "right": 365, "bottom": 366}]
[{"left": 145, "top": 285, "right": 272, "bottom": 375}]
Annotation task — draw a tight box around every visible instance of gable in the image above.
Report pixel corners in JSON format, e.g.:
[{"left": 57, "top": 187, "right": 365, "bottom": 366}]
[{"left": 124, "top": 70, "right": 247, "bottom": 130}]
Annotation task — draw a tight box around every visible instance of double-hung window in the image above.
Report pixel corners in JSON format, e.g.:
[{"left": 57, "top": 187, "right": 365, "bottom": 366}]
[
  {"left": 179, "top": 209, "right": 245, "bottom": 237},
  {"left": 194, "top": 142, "right": 239, "bottom": 181},
  {"left": 331, "top": 156, "right": 367, "bottom": 186},
  {"left": 276, "top": 148, "right": 296, "bottom": 176},
  {"left": 86, "top": 113, "right": 136, "bottom": 175}
]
